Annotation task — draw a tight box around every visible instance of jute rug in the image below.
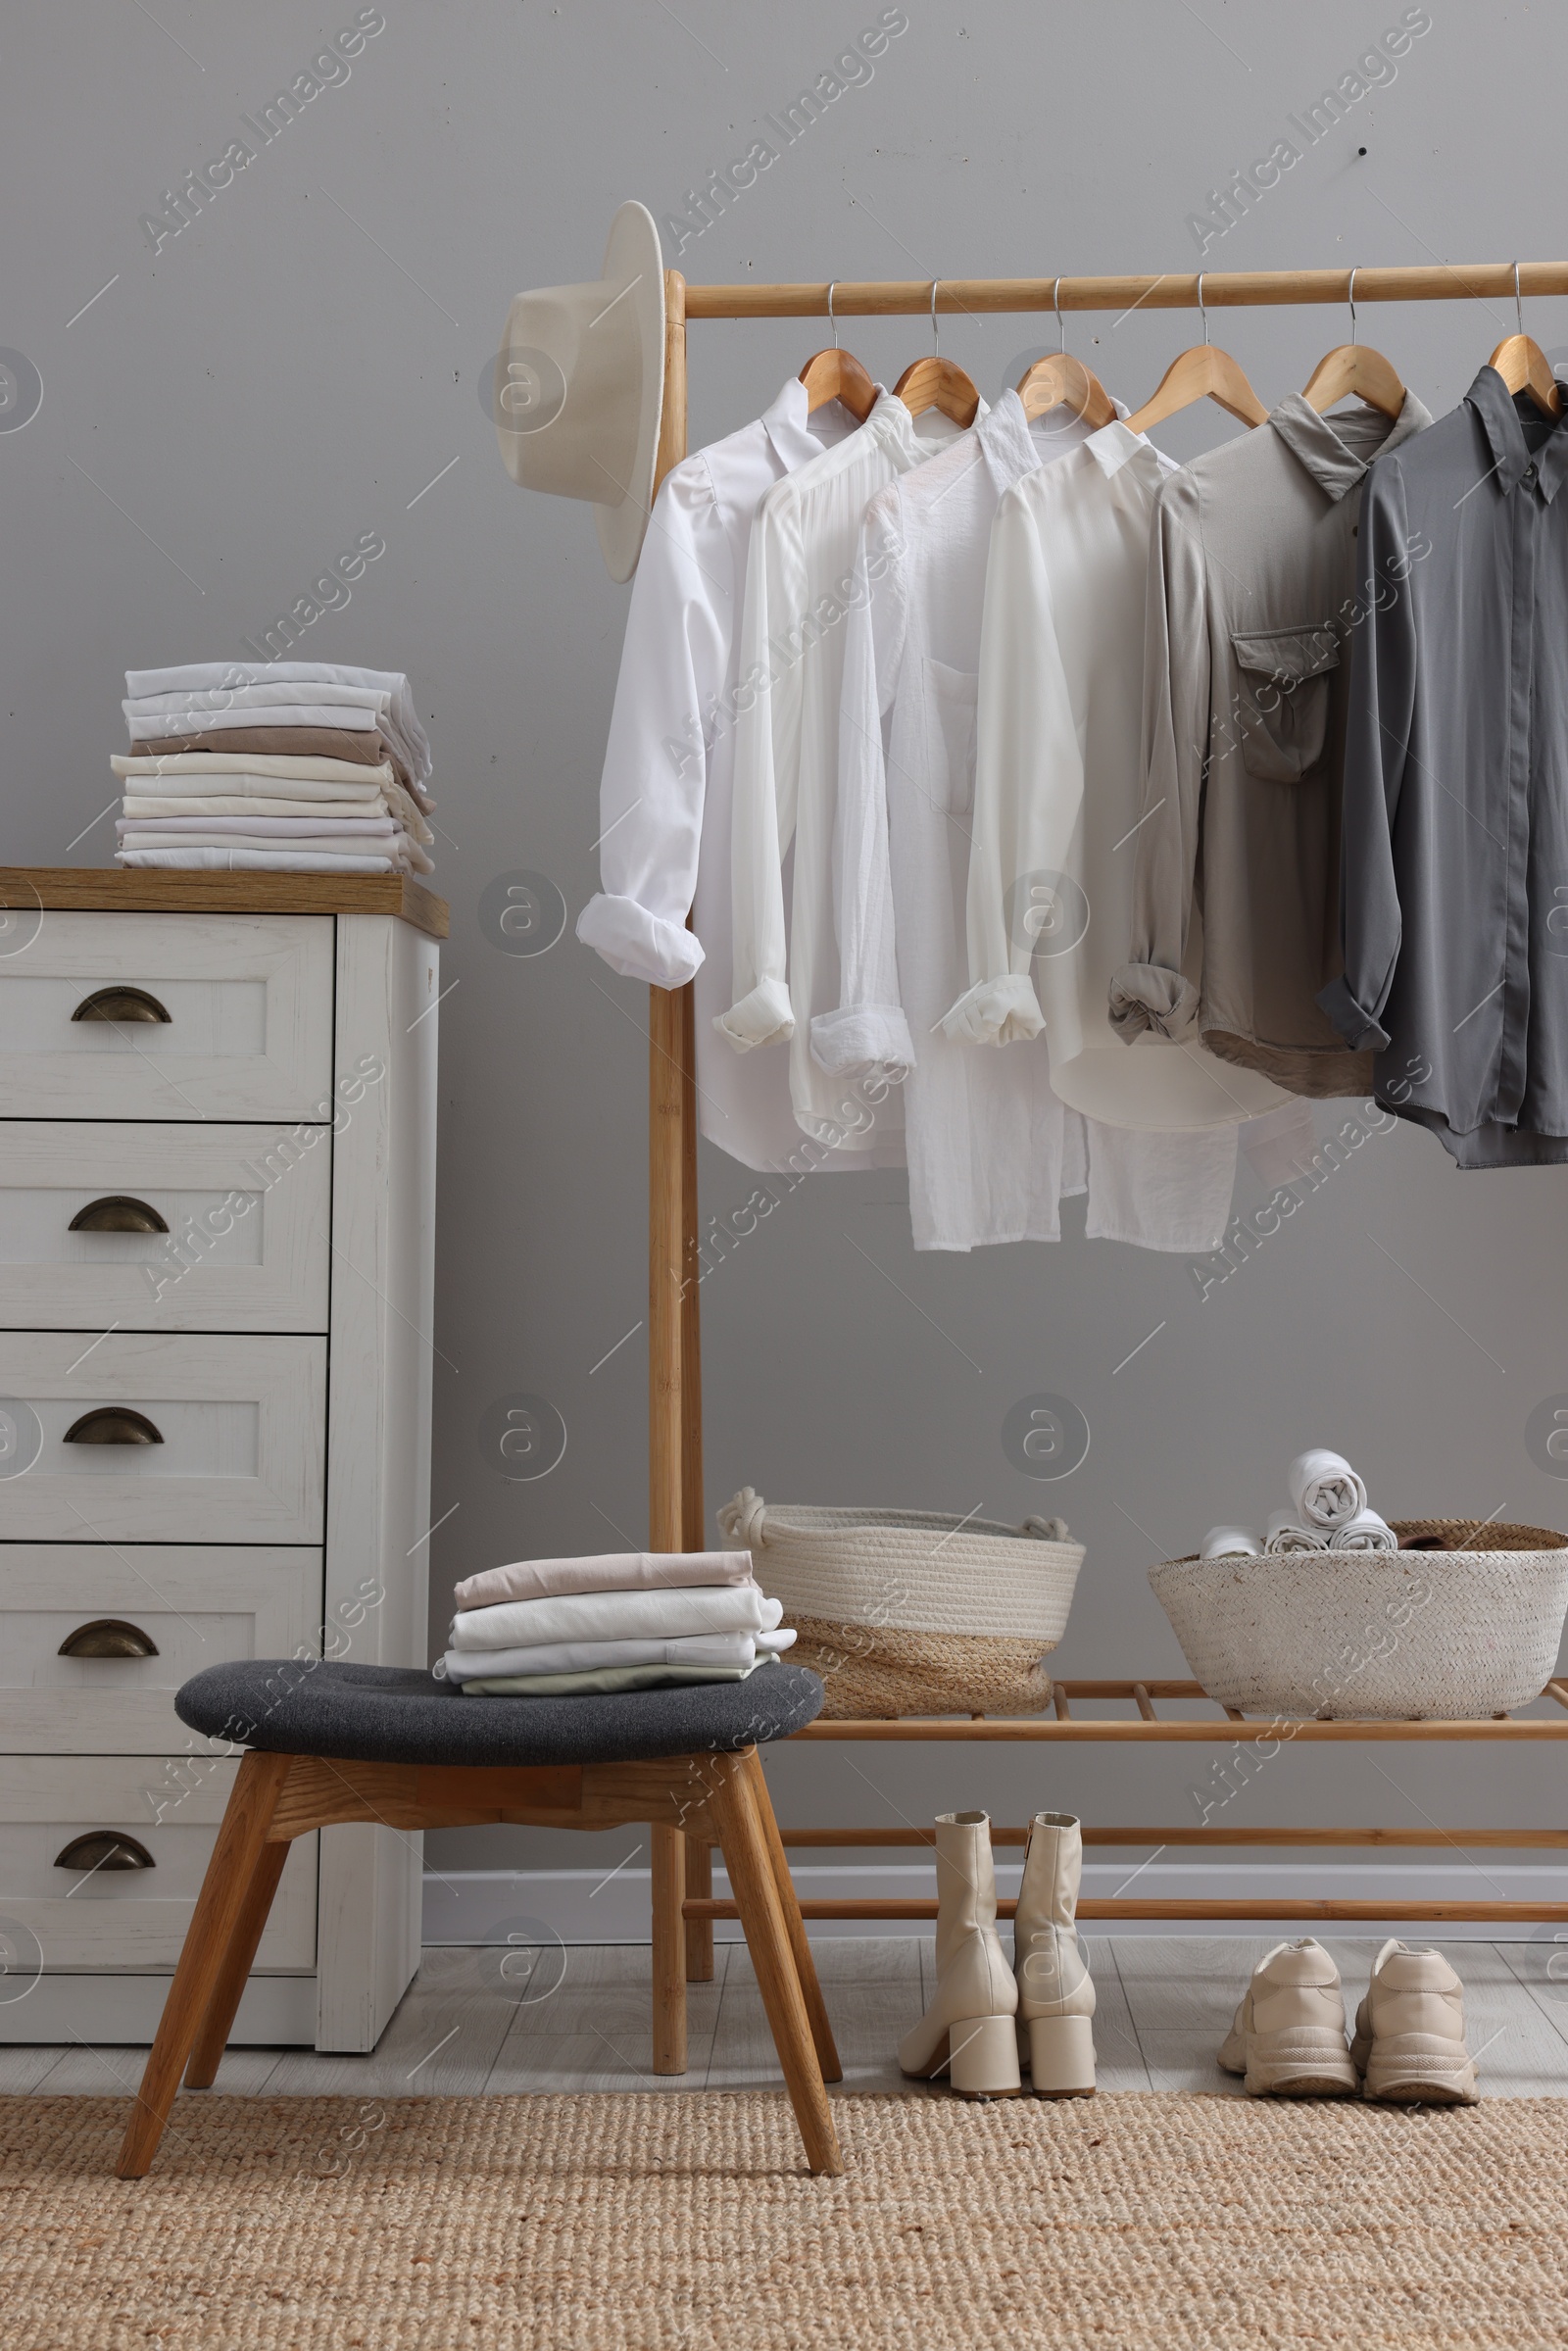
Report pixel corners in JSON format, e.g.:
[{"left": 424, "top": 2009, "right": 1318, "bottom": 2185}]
[{"left": 6, "top": 2092, "right": 1567, "bottom": 2350}]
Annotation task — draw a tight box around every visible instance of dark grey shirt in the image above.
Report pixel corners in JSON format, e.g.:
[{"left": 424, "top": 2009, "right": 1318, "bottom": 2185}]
[{"left": 1320, "top": 367, "right": 1568, "bottom": 1166}]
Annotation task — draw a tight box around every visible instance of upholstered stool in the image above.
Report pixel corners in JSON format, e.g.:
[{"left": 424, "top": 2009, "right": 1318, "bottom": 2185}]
[{"left": 116, "top": 1660, "right": 842, "bottom": 2178}]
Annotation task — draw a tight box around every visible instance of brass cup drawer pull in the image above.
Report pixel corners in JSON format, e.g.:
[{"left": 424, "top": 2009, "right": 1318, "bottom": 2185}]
[
  {"left": 72, "top": 986, "right": 172, "bottom": 1025},
  {"left": 69, "top": 1196, "right": 171, "bottom": 1235},
  {"left": 54, "top": 1831, "right": 155, "bottom": 1873},
  {"left": 58, "top": 1618, "right": 161, "bottom": 1659},
  {"left": 63, "top": 1407, "right": 165, "bottom": 1446}
]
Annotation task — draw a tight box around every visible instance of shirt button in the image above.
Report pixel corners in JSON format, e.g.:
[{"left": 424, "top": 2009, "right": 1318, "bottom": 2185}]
[{"left": 1524, "top": 463, "right": 1539, "bottom": 486}]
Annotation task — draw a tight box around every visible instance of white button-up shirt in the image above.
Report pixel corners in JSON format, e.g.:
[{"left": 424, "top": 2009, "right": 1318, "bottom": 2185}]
[
  {"left": 717, "top": 390, "right": 972, "bottom": 1150},
  {"left": 946, "top": 421, "right": 1287, "bottom": 1133},
  {"left": 578, "top": 378, "right": 900, "bottom": 1172},
  {"left": 819, "top": 393, "right": 1245, "bottom": 1252}
]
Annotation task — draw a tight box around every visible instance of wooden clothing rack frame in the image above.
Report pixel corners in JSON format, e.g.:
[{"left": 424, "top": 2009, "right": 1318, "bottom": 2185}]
[{"left": 639, "top": 262, "right": 1568, "bottom": 2074}]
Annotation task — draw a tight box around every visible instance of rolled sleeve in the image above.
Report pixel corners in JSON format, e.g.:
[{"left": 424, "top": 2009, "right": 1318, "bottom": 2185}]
[
  {"left": 1315, "top": 972, "right": 1392, "bottom": 1053},
  {"left": 1107, "top": 962, "right": 1200, "bottom": 1042},
  {"left": 940, "top": 973, "right": 1043, "bottom": 1046},
  {"left": 586, "top": 457, "right": 728, "bottom": 990}
]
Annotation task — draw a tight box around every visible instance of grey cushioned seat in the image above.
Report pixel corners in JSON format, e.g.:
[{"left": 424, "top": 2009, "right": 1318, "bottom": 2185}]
[{"left": 175, "top": 1658, "right": 824, "bottom": 1768}]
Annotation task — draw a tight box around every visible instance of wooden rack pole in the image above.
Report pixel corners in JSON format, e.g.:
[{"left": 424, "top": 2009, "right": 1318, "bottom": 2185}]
[
  {"left": 682, "top": 261, "right": 1568, "bottom": 320},
  {"left": 648, "top": 268, "right": 698, "bottom": 2062}
]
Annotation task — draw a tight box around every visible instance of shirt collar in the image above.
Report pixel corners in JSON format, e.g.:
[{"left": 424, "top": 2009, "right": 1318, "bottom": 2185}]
[
  {"left": 1269, "top": 387, "right": 1431, "bottom": 503},
  {"left": 760, "top": 375, "right": 837, "bottom": 473},
  {"left": 1084, "top": 417, "right": 1175, "bottom": 491},
  {"left": 1465, "top": 363, "right": 1568, "bottom": 502}
]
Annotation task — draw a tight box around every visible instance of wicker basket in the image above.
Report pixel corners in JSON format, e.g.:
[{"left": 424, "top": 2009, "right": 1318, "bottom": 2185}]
[
  {"left": 1149, "top": 1518, "right": 1568, "bottom": 1721},
  {"left": 717, "top": 1488, "right": 1084, "bottom": 1719}
]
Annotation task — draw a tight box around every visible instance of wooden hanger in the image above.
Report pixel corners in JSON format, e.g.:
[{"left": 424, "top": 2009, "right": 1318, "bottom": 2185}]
[
  {"left": 1015, "top": 276, "right": 1115, "bottom": 428},
  {"left": 1488, "top": 263, "right": 1563, "bottom": 419},
  {"left": 798, "top": 281, "right": 877, "bottom": 423},
  {"left": 1124, "top": 272, "right": 1267, "bottom": 434},
  {"left": 1302, "top": 269, "right": 1406, "bottom": 420},
  {"left": 893, "top": 281, "right": 982, "bottom": 427}
]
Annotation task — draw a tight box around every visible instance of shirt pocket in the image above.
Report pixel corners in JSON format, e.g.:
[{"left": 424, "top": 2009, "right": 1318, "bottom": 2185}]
[
  {"left": 925, "top": 658, "right": 979, "bottom": 814},
  {"left": 1230, "top": 624, "right": 1341, "bottom": 783}
]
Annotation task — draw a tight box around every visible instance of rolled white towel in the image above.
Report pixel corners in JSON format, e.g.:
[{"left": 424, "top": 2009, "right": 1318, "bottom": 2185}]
[
  {"left": 1331, "top": 1508, "right": 1398, "bottom": 1554},
  {"left": 1264, "top": 1506, "right": 1329, "bottom": 1554},
  {"left": 1200, "top": 1525, "right": 1262, "bottom": 1560},
  {"left": 1286, "top": 1448, "right": 1368, "bottom": 1532}
]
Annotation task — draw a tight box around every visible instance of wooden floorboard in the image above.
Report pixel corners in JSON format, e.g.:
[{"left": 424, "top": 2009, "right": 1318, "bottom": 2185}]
[{"left": 11, "top": 1939, "right": 1567, "bottom": 2098}]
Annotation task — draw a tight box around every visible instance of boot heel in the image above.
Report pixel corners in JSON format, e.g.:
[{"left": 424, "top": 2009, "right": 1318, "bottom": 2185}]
[
  {"left": 1028, "top": 2014, "right": 1096, "bottom": 2097},
  {"left": 948, "top": 2016, "right": 1022, "bottom": 2100}
]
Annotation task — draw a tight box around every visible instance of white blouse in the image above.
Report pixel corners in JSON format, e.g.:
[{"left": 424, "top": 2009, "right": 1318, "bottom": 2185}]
[
  {"left": 717, "top": 390, "right": 971, "bottom": 1151},
  {"left": 820, "top": 392, "right": 1244, "bottom": 1254},
  {"left": 576, "top": 378, "right": 901, "bottom": 1172}
]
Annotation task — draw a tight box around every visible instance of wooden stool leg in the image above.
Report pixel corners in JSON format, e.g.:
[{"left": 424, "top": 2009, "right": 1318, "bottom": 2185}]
[
  {"left": 710, "top": 1755, "right": 843, "bottom": 2178},
  {"left": 182, "top": 1837, "right": 292, "bottom": 2089},
  {"left": 117, "top": 1750, "right": 292, "bottom": 2179},
  {"left": 684, "top": 1835, "right": 714, "bottom": 1982},
  {"left": 651, "top": 1822, "right": 688, "bottom": 2075},
  {"left": 744, "top": 1750, "right": 841, "bottom": 2082}
]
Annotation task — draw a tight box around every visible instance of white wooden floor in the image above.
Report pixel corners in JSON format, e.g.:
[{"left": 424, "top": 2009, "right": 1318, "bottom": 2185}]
[{"left": 6, "top": 1938, "right": 1568, "bottom": 2099}]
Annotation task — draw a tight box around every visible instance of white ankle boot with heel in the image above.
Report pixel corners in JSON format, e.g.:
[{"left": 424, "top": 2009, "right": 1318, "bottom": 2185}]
[
  {"left": 1013, "top": 1811, "right": 1097, "bottom": 2097},
  {"left": 900, "top": 1808, "right": 1098, "bottom": 2101}
]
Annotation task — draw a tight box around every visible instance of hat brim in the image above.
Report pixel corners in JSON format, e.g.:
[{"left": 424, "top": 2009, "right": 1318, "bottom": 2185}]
[{"left": 592, "top": 203, "right": 665, "bottom": 583}]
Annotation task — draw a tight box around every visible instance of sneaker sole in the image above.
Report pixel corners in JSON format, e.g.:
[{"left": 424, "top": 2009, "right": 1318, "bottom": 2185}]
[{"left": 1222, "top": 2031, "right": 1357, "bottom": 2098}]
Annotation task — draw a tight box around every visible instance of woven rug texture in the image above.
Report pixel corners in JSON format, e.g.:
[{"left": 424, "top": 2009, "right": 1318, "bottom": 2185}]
[{"left": 5, "top": 2091, "right": 1567, "bottom": 2350}]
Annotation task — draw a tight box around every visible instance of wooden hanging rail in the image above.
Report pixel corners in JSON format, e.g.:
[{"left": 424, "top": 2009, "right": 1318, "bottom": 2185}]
[
  {"left": 640, "top": 249, "right": 1568, "bottom": 2076},
  {"left": 682, "top": 262, "right": 1568, "bottom": 320}
]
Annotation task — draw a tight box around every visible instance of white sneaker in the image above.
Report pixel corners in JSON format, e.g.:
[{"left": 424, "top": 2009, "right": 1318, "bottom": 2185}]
[
  {"left": 1351, "top": 1938, "right": 1480, "bottom": 2104},
  {"left": 1217, "top": 1937, "right": 1357, "bottom": 2097}
]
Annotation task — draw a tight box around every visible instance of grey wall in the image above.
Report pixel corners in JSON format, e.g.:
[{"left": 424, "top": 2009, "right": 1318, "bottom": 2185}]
[{"left": 7, "top": 0, "right": 1568, "bottom": 1878}]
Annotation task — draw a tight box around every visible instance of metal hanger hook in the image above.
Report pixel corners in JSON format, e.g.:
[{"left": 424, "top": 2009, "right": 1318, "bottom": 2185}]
[
  {"left": 930, "top": 278, "right": 940, "bottom": 357},
  {"left": 1197, "top": 270, "right": 1208, "bottom": 346},
  {"left": 1348, "top": 267, "right": 1358, "bottom": 347},
  {"left": 1054, "top": 274, "right": 1063, "bottom": 356},
  {"left": 1514, "top": 260, "right": 1523, "bottom": 336},
  {"left": 826, "top": 280, "right": 838, "bottom": 350}
]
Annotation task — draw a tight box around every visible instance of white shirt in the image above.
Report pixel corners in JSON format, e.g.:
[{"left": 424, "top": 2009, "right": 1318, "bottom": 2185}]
[
  {"left": 817, "top": 392, "right": 1241, "bottom": 1254},
  {"left": 577, "top": 378, "right": 893, "bottom": 1172},
  {"left": 717, "top": 390, "right": 972, "bottom": 1150},
  {"left": 945, "top": 422, "right": 1287, "bottom": 1133}
]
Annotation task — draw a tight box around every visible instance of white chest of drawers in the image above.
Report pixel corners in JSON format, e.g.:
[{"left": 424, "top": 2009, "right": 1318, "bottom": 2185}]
[{"left": 0, "top": 872, "right": 443, "bottom": 2051}]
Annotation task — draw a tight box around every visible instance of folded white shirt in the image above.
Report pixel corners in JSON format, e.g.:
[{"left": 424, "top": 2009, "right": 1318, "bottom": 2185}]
[
  {"left": 1200, "top": 1524, "right": 1262, "bottom": 1560},
  {"left": 117, "top": 812, "right": 399, "bottom": 835},
  {"left": 122, "top": 796, "right": 392, "bottom": 821},
  {"left": 118, "top": 781, "right": 433, "bottom": 843},
  {"left": 440, "top": 1628, "right": 795, "bottom": 1684},
  {"left": 1287, "top": 1448, "right": 1368, "bottom": 1532},
  {"left": 118, "top": 849, "right": 398, "bottom": 873},
  {"left": 454, "top": 1549, "right": 758, "bottom": 1610},
  {"left": 124, "top": 662, "right": 432, "bottom": 791},
  {"left": 1264, "top": 1507, "right": 1328, "bottom": 1554},
  {"left": 449, "top": 1583, "right": 783, "bottom": 1651},
  {"left": 126, "top": 703, "right": 383, "bottom": 739},
  {"left": 1330, "top": 1508, "right": 1398, "bottom": 1553}
]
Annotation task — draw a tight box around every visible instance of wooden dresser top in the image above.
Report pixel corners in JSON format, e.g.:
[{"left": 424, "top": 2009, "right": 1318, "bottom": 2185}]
[{"left": 0, "top": 868, "right": 449, "bottom": 940}]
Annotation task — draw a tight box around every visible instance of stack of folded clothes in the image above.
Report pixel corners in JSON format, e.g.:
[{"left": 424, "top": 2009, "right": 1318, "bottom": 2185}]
[
  {"left": 1200, "top": 1448, "right": 1398, "bottom": 1559},
  {"left": 436, "top": 1547, "right": 798, "bottom": 1697},
  {"left": 111, "top": 661, "right": 436, "bottom": 875}
]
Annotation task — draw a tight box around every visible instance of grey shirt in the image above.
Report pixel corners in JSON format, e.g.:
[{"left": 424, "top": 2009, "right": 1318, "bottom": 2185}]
[
  {"left": 1109, "top": 389, "right": 1431, "bottom": 1095},
  {"left": 1319, "top": 366, "right": 1568, "bottom": 1167}
]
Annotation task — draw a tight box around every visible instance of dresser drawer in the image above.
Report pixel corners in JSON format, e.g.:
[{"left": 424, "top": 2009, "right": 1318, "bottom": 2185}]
[
  {"left": 0, "top": 1544, "right": 321, "bottom": 1752},
  {"left": 0, "top": 1754, "right": 315, "bottom": 1971},
  {"left": 0, "top": 912, "right": 332, "bottom": 1120},
  {"left": 0, "top": 1122, "right": 331, "bottom": 1332},
  {"left": 0, "top": 1332, "right": 324, "bottom": 1542}
]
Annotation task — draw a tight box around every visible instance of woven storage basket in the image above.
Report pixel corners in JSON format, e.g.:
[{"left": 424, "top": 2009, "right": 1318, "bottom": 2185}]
[
  {"left": 1149, "top": 1518, "right": 1568, "bottom": 1721},
  {"left": 717, "top": 1488, "right": 1084, "bottom": 1719}
]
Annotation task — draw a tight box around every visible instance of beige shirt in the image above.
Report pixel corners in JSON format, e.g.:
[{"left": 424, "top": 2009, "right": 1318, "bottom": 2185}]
[{"left": 1109, "top": 389, "right": 1430, "bottom": 1096}]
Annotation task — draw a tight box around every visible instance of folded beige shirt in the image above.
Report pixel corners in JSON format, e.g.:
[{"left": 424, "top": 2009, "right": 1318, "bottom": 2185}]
[{"left": 454, "top": 1549, "right": 758, "bottom": 1610}]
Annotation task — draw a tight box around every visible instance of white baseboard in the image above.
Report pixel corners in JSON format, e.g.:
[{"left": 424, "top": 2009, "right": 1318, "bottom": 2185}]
[
  {"left": 0, "top": 1972, "right": 318, "bottom": 2046},
  {"left": 422, "top": 1861, "right": 1568, "bottom": 1947}
]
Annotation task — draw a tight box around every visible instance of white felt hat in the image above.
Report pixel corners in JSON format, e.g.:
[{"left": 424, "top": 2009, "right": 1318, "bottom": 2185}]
[{"left": 494, "top": 202, "right": 665, "bottom": 583}]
